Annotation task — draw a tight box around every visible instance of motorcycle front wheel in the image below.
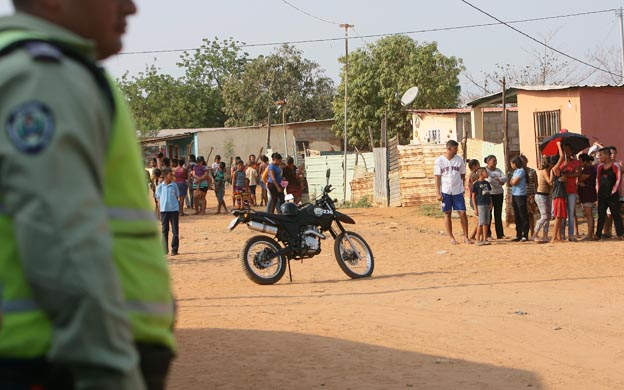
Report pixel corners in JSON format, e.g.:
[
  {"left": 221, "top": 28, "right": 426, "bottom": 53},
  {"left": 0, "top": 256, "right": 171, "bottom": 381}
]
[
  {"left": 241, "top": 235, "right": 286, "bottom": 285},
  {"left": 334, "top": 231, "right": 374, "bottom": 279}
]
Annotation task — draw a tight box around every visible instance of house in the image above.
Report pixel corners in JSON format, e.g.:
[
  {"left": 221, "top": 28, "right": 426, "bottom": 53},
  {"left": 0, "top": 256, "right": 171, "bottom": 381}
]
[
  {"left": 468, "top": 85, "right": 624, "bottom": 169},
  {"left": 139, "top": 119, "right": 341, "bottom": 164},
  {"left": 408, "top": 107, "right": 519, "bottom": 154}
]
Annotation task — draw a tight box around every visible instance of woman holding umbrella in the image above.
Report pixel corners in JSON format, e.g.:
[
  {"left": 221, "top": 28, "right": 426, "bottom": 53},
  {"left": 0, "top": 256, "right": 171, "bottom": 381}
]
[{"left": 539, "top": 130, "right": 589, "bottom": 240}]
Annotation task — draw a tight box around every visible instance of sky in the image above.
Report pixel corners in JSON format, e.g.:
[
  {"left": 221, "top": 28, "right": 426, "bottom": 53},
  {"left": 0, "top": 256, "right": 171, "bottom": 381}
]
[{"left": 2, "top": 0, "right": 624, "bottom": 101}]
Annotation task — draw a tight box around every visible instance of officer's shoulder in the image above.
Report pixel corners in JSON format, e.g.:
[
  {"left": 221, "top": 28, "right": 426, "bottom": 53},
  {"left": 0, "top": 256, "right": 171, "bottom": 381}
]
[{"left": 22, "top": 41, "right": 64, "bottom": 63}]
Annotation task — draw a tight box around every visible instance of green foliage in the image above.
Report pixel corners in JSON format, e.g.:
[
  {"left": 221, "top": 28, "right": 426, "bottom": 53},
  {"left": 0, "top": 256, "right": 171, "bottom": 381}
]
[
  {"left": 342, "top": 195, "right": 372, "bottom": 209},
  {"left": 223, "top": 139, "right": 235, "bottom": 161},
  {"left": 419, "top": 203, "right": 445, "bottom": 218},
  {"left": 222, "top": 44, "right": 335, "bottom": 127},
  {"left": 333, "top": 35, "right": 464, "bottom": 148},
  {"left": 118, "top": 39, "right": 335, "bottom": 136},
  {"left": 118, "top": 38, "right": 249, "bottom": 136}
]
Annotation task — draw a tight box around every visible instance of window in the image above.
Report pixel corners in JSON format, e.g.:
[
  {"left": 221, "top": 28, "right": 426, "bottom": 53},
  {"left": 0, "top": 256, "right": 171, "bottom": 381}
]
[
  {"left": 533, "top": 110, "right": 560, "bottom": 167},
  {"left": 534, "top": 110, "right": 560, "bottom": 140},
  {"left": 427, "top": 129, "right": 441, "bottom": 144}
]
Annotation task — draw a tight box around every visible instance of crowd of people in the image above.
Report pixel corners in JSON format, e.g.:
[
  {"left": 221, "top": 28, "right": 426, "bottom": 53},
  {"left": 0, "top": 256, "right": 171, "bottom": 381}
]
[
  {"left": 146, "top": 151, "right": 309, "bottom": 254},
  {"left": 435, "top": 139, "right": 623, "bottom": 246}
]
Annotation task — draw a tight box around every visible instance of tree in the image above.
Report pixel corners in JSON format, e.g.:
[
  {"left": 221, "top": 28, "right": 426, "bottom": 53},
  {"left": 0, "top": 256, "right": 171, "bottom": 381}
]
[
  {"left": 119, "top": 38, "right": 248, "bottom": 136},
  {"left": 119, "top": 65, "right": 223, "bottom": 136},
  {"left": 462, "top": 32, "right": 594, "bottom": 103},
  {"left": 221, "top": 44, "right": 335, "bottom": 127},
  {"left": 333, "top": 35, "right": 464, "bottom": 148}
]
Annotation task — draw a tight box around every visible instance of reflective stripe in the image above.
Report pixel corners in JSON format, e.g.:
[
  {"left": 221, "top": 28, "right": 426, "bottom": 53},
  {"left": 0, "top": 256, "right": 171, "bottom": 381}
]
[
  {"left": 107, "top": 207, "right": 156, "bottom": 222},
  {"left": 2, "top": 299, "right": 39, "bottom": 313},
  {"left": 2, "top": 299, "right": 172, "bottom": 316}
]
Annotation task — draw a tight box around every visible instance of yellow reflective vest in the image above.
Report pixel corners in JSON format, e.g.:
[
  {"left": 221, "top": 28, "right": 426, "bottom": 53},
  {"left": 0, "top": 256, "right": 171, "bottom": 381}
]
[{"left": 0, "top": 30, "right": 175, "bottom": 358}]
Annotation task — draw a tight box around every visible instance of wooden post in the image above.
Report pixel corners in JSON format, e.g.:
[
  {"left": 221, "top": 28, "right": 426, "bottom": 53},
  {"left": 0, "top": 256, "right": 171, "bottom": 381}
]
[{"left": 502, "top": 77, "right": 509, "bottom": 173}]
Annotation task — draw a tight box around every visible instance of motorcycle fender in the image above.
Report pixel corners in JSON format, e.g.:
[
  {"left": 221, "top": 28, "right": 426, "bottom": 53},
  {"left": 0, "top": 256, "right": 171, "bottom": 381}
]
[
  {"left": 227, "top": 217, "right": 244, "bottom": 231},
  {"left": 335, "top": 211, "right": 355, "bottom": 224}
]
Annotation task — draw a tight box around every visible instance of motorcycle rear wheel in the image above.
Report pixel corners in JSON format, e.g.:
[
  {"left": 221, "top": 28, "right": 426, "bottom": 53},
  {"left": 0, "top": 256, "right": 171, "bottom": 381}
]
[
  {"left": 241, "top": 235, "right": 286, "bottom": 285},
  {"left": 334, "top": 231, "right": 374, "bottom": 279}
]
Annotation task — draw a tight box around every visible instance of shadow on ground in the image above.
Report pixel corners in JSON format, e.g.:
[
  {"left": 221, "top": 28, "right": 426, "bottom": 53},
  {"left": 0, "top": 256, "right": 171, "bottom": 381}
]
[{"left": 167, "top": 328, "right": 542, "bottom": 390}]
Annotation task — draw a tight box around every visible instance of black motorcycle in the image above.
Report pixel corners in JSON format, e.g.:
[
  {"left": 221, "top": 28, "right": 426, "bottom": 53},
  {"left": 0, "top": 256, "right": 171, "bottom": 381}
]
[{"left": 227, "top": 170, "right": 374, "bottom": 285}]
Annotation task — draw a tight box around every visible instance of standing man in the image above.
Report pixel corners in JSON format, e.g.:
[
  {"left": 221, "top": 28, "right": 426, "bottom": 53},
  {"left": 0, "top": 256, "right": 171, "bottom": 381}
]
[
  {"left": 434, "top": 140, "right": 473, "bottom": 245},
  {"left": 0, "top": 1, "right": 175, "bottom": 389},
  {"left": 595, "top": 147, "right": 623, "bottom": 239}
]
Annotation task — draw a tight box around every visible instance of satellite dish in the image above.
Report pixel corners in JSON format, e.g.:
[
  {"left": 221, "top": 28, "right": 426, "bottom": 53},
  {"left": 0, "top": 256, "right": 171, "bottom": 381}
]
[{"left": 400, "top": 86, "right": 419, "bottom": 107}]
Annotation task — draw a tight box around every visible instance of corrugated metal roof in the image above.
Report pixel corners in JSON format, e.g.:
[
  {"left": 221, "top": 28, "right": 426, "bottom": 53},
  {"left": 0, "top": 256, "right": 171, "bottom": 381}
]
[
  {"left": 467, "top": 84, "right": 624, "bottom": 107},
  {"left": 512, "top": 84, "right": 624, "bottom": 91},
  {"left": 408, "top": 108, "right": 471, "bottom": 114}
]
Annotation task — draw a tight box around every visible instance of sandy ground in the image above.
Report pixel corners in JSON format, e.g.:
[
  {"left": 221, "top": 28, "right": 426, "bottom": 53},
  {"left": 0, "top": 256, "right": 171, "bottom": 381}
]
[{"left": 165, "top": 197, "right": 624, "bottom": 390}]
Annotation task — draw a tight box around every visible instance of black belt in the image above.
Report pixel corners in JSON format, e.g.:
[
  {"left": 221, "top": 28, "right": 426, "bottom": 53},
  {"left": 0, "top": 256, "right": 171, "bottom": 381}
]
[{"left": 536, "top": 192, "right": 550, "bottom": 196}]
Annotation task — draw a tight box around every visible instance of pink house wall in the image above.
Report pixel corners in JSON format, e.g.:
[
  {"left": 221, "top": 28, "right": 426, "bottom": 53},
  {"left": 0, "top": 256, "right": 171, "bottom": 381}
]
[
  {"left": 579, "top": 88, "right": 624, "bottom": 158},
  {"left": 517, "top": 89, "right": 581, "bottom": 169}
]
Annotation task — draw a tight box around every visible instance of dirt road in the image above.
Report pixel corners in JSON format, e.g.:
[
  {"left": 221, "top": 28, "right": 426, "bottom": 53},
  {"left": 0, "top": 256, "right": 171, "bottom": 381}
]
[{"left": 167, "top": 205, "right": 624, "bottom": 389}]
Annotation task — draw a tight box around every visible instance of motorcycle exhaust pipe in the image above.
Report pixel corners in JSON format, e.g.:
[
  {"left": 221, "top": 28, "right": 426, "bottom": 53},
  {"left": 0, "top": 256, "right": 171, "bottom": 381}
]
[{"left": 247, "top": 221, "right": 278, "bottom": 235}]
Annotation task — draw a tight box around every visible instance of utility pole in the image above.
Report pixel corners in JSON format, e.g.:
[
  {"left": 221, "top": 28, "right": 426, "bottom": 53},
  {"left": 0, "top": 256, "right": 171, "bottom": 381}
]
[
  {"left": 340, "top": 23, "right": 353, "bottom": 203},
  {"left": 501, "top": 77, "right": 509, "bottom": 173},
  {"left": 275, "top": 99, "right": 287, "bottom": 157},
  {"left": 618, "top": 7, "right": 624, "bottom": 83},
  {"left": 266, "top": 110, "right": 271, "bottom": 150}
]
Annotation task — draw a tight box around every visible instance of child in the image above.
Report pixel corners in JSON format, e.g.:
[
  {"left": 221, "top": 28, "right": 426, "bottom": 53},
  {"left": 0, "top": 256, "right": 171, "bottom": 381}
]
[
  {"left": 214, "top": 162, "right": 229, "bottom": 214},
  {"left": 550, "top": 142, "right": 567, "bottom": 243},
  {"left": 595, "top": 147, "right": 623, "bottom": 239},
  {"left": 232, "top": 160, "right": 249, "bottom": 209},
  {"left": 466, "top": 159, "right": 480, "bottom": 241},
  {"left": 471, "top": 167, "right": 493, "bottom": 246},
  {"left": 152, "top": 168, "right": 162, "bottom": 219},
  {"left": 258, "top": 155, "right": 269, "bottom": 207},
  {"left": 155, "top": 168, "right": 180, "bottom": 255},
  {"left": 245, "top": 161, "right": 259, "bottom": 206}
]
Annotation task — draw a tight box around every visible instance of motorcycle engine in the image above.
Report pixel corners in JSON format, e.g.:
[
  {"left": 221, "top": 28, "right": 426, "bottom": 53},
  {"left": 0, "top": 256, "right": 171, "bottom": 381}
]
[{"left": 301, "top": 225, "right": 322, "bottom": 254}]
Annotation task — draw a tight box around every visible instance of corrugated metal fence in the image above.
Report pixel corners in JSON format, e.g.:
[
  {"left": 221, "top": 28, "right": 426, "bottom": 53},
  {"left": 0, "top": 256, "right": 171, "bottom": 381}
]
[{"left": 306, "top": 153, "right": 374, "bottom": 202}]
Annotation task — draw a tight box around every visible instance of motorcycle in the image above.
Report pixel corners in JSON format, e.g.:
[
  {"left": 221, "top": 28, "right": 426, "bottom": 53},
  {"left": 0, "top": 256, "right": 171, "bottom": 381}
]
[{"left": 227, "top": 169, "right": 374, "bottom": 285}]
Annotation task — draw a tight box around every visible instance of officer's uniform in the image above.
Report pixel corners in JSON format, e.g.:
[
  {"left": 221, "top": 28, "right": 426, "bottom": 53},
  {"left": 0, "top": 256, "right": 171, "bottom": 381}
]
[{"left": 0, "top": 14, "right": 175, "bottom": 389}]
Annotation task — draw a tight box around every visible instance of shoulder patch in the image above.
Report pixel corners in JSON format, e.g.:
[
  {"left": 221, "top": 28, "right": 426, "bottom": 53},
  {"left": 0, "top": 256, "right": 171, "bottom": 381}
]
[
  {"left": 24, "top": 42, "right": 63, "bottom": 63},
  {"left": 6, "top": 102, "right": 55, "bottom": 154}
]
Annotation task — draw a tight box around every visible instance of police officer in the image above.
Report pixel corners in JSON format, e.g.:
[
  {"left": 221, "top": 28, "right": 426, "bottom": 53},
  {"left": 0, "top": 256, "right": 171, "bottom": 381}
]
[{"left": 0, "top": 1, "right": 175, "bottom": 389}]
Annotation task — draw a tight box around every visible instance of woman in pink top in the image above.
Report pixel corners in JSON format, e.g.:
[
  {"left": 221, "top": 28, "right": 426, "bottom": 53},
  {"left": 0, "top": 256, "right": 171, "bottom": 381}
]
[{"left": 172, "top": 158, "right": 188, "bottom": 216}]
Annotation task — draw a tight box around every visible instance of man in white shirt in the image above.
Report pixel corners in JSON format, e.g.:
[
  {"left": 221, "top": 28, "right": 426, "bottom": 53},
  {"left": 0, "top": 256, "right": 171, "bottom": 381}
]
[{"left": 434, "top": 140, "right": 472, "bottom": 245}]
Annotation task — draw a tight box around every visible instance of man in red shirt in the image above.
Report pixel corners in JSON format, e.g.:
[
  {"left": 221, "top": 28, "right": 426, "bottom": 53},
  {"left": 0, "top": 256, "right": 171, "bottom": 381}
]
[{"left": 559, "top": 143, "right": 582, "bottom": 240}]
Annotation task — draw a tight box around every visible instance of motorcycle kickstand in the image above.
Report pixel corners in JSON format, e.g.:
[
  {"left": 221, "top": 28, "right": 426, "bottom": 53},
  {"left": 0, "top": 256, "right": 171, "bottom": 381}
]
[{"left": 287, "top": 259, "right": 293, "bottom": 282}]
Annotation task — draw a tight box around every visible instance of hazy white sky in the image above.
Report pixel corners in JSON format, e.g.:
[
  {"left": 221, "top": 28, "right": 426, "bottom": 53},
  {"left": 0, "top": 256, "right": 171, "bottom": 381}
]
[{"left": 2, "top": 0, "right": 624, "bottom": 98}]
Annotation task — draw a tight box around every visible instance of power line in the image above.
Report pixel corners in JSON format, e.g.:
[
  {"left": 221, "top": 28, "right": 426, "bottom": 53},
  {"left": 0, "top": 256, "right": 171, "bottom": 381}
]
[
  {"left": 117, "top": 8, "right": 616, "bottom": 56},
  {"left": 280, "top": 0, "right": 339, "bottom": 25},
  {"left": 459, "top": 0, "right": 620, "bottom": 78}
]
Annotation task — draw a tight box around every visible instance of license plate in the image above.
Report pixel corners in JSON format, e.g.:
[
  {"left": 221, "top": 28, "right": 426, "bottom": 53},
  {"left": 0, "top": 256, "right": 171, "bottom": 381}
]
[{"left": 227, "top": 218, "right": 239, "bottom": 231}]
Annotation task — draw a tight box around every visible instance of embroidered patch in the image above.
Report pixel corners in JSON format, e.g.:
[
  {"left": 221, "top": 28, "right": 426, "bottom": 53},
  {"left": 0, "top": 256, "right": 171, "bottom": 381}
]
[{"left": 6, "top": 102, "right": 55, "bottom": 154}]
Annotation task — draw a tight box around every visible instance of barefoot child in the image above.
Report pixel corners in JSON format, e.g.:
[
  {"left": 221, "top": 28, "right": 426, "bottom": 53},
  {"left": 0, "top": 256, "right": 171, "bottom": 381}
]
[
  {"left": 232, "top": 160, "right": 250, "bottom": 209},
  {"left": 214, "top": 162, "right": 229, "bottom": 214},
  {"left": 551, "top": 142, "right": 567, "bottom": 242},
  {"left": 471, "top": 168, "right": 493, "bottom": 246}
]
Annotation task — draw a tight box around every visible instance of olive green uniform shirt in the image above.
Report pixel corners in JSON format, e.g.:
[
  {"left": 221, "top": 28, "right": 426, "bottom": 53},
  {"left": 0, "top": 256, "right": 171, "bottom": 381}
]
[{"left": 0, "top": 14, "right": 144, "bottom": 389}]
